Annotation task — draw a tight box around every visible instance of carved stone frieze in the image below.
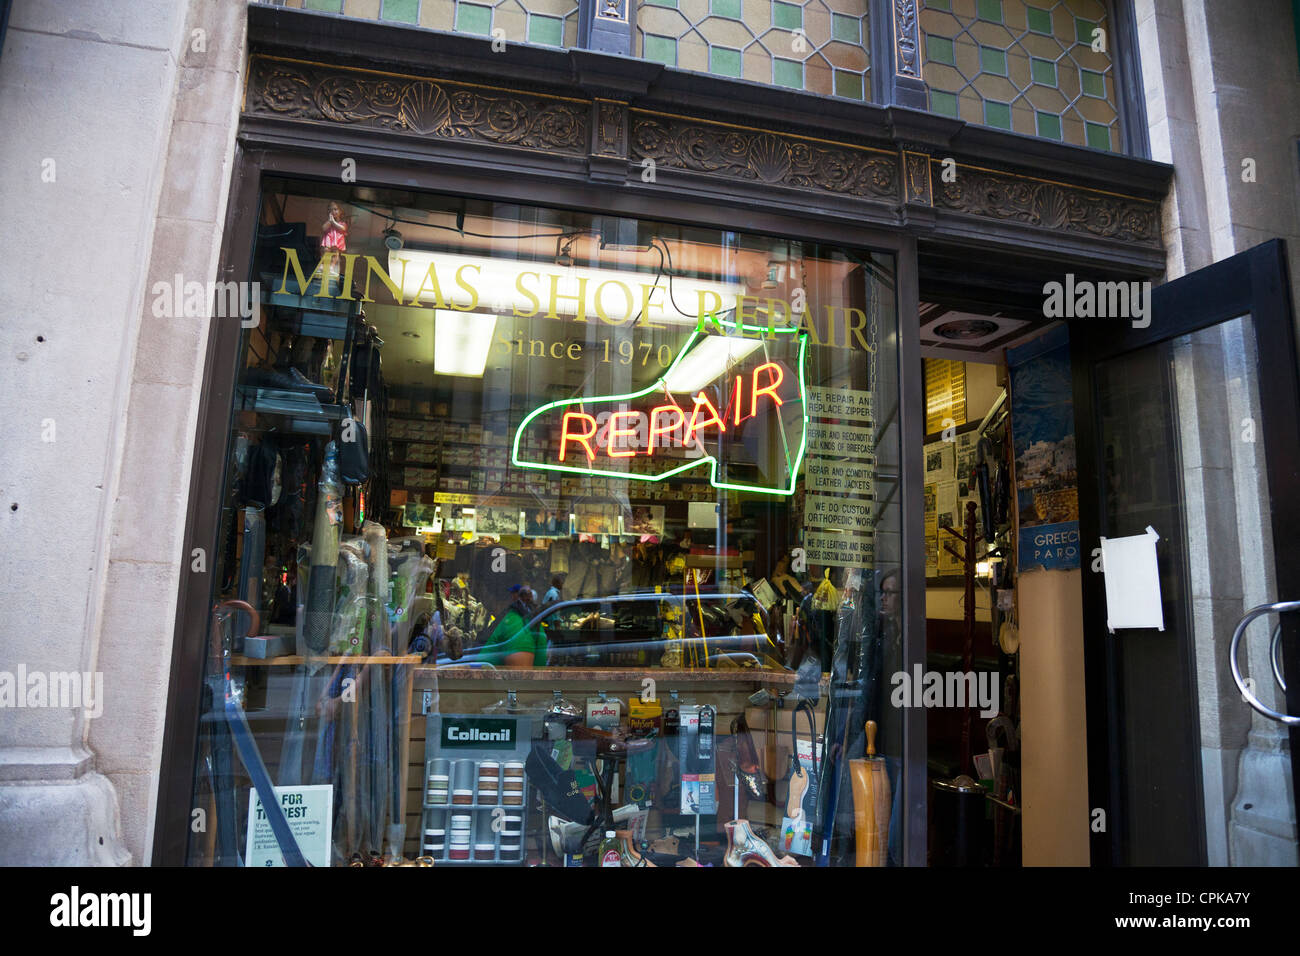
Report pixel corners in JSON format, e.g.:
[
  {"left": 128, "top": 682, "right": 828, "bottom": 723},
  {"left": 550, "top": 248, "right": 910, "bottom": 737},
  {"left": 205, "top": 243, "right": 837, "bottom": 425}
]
[
  {"left": 932, "top": 161, "right": 1161, "bottom": 245},
  {"left": 245, "top": 55, "right": 589, "bottom": 155},
  {"left": 630, "top": 113, "right": 898, "bottom": 199}
]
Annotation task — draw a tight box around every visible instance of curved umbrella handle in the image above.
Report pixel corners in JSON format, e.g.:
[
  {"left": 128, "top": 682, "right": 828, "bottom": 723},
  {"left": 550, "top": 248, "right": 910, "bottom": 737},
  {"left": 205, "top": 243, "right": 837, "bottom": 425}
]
[{"left": 1230, "top": 601, "right": 1300, "bottom": 726}]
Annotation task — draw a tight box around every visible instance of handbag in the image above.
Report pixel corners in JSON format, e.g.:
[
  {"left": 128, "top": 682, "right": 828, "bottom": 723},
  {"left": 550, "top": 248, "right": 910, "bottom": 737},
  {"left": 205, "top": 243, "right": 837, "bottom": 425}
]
[{"left": 778, "top": 699, "right": 820, "bottom": 856}]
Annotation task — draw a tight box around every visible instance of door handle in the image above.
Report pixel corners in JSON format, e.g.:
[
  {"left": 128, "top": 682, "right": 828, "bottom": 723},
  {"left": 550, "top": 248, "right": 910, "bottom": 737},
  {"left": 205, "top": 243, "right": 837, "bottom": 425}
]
[
  {"left": 1230, "top": 601, "right": 1300, "bottom": 725},
  {"left": 1272, "top": 621, "right": 1287, "bottom": 692}
]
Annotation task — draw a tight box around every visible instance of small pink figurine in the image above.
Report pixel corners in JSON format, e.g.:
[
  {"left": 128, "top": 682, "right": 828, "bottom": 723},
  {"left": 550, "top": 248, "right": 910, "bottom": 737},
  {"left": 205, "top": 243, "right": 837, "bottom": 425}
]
[{"left": 320, "top": 201, "right": 350, "bottom": 255}]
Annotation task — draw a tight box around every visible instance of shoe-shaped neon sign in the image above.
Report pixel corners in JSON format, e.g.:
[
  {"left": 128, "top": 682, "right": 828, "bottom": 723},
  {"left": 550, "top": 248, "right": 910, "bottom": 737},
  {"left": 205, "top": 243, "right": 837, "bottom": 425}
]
[{"left": 512, "top": 318, "right": 808, "bottom": 496}]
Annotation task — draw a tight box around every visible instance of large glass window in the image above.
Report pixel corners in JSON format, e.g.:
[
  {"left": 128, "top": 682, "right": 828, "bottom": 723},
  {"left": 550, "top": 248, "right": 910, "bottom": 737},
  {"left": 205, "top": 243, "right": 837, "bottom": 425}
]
[{"left": 188, "top": 177, "right": 900, "bottom": 868}]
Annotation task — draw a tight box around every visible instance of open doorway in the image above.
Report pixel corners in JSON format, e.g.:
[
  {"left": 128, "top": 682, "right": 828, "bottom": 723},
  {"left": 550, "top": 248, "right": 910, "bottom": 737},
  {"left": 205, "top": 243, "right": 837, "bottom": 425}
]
[{"left": 916, "top": 301, "right": 1064, "bottom": 867}]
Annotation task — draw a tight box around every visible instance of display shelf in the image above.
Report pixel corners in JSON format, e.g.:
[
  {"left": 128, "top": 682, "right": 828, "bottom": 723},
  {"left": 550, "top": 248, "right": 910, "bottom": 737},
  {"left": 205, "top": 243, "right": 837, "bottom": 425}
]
[
  {"left": 235, "top": 385, "right": 344, "bottom": 427},
  {"left": 418, "top": 666, "right": 796, "bottom": 685},
  {"left": 231, "top": 653, "right": 425, "bottom": 666}
]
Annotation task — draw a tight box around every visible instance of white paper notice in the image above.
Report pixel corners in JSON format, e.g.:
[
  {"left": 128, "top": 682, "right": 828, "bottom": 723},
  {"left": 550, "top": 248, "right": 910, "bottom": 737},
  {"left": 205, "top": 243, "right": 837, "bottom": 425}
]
[
  {"left": 805, "top": 530, "right": 874, "bottom": 568},
  {"left": 807, "top": 386, "right": 873, "bottom": 423},
  {"left": 804, "top": 494, "right": 875, "bottom": 533},
  {"left": 805, "top": 458, "right": 875, "bottom": 495},
  {"left": 807, "top": 422, "right": 875, "bottom": 459},
  {"left": 246, "top": 784, "right": 333, "bottom": 867},
  {"left": 1100, "top": 526, "right": 1164, "bottom": 633}
]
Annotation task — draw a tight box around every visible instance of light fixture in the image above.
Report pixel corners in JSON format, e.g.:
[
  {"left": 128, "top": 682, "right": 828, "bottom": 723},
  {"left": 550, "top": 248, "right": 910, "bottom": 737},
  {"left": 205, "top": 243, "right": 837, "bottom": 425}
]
[
  {"left": 976, "top": 560, "right": 991, "bottom": 578},
  {"left": 401, "top": 330, "right": 420, "bottom": 338},
  {"left": 935, "top": 318, "right": 999, "bottom": 340},
  {"left": 662, "top": 334, "right": 764, "bottom": 393},
  {"left": 389, "top": 250, "right": 745, "bottom": 326},
  {"left": 555, "top": 235, "right": 575, "bottom": 268},
  {"left": 384, "top": 228, "right": 404, "bottom": 250},
  {"left": 434, "top": 309, "right": 498, "bottom": 377}
]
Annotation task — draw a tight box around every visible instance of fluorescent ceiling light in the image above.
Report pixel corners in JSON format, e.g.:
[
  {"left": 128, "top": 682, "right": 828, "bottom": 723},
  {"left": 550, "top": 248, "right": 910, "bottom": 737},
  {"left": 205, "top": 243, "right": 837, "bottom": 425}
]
[
  {"left": 662, "top": 335, "right": 764, "bottom": 393},
  {"left": 434, "top": 309, "right": 497, "bottom": 377},
  {"left": 390, "top": 250, "right": 744, "bottom": 326}
]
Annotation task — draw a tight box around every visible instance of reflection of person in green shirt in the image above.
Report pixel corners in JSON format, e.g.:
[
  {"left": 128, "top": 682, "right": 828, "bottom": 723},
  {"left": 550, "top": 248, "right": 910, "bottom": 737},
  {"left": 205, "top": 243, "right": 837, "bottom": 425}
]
[{"left": 480, "top": 585, "right": 547, "bottom": 667}]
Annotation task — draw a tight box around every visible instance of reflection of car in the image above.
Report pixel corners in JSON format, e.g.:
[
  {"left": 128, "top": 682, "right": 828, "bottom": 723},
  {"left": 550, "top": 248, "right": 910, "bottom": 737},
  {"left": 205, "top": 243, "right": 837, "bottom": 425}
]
[{"left": 436, "top": 589, "right": 787, "bottom": 670}]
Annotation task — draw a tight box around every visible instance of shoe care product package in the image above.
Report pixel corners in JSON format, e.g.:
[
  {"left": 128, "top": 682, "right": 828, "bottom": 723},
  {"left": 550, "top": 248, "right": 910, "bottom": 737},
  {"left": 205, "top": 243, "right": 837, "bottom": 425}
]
[
  {"left": 676, "top": 705, "right": 717, "bottom": 815},
  {"left": 422, "top": 714, "right": 533, "bottom": 865},
  {"left": 585, "top": 696, "right": 622, "bottom": 730}
]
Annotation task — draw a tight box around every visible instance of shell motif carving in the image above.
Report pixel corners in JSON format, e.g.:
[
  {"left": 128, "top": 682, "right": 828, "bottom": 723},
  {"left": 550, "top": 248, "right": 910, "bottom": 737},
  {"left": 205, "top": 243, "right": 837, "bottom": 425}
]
[
  {"left": 748, "top": 134, "right": 794, "bottom": 183},
  {"left": 1032, "top": 185, "right": 1070, "bottom": 229},
  {"left": 398, "top": 81, "right": 452, "bottom": 135}
]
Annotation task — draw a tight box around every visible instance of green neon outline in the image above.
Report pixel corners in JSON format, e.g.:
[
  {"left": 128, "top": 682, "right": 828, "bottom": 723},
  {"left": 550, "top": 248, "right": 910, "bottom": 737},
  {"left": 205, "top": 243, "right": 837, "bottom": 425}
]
[{"left": 511, "top": 319, "right": 809, "bottom": 496}]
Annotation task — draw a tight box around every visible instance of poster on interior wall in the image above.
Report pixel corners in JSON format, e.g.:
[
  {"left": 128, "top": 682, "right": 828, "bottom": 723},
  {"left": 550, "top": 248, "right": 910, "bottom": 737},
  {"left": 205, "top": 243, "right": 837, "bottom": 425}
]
[
  {"left": 574, "top": 503, "right": 618, "bottom": 535},
  {"left": 625, "top": 505, "right": 665, "bottom": 538},
  {"left": 924, "top": 483, "right": 938, "bottom": 576},
  {"left": 403, "top": 503, "right": 436, "bottom": 528},
  {"left": 1007, "top": 325, "right": 1080, "bottom": 571},
  {"left": 475, "top": 506, "right": 523, "bottom": 538},
  {"left": 523, "top": 507, "right": 565, "bottom": 537},
  {"left": 955, "top": 431, "right": 979, "bottom": 486},
  {"left": 936, "top": 479, "right": 964, "bottom": 576},
  {"left": 924, "top": 439, "right": 955, "bottom": 483}
]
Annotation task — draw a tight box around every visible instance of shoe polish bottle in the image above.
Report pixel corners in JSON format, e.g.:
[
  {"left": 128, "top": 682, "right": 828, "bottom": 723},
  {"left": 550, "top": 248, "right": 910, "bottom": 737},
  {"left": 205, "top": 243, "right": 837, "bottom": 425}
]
[{"left": 599, "top": 830, "right": 621, "bottom": 867}]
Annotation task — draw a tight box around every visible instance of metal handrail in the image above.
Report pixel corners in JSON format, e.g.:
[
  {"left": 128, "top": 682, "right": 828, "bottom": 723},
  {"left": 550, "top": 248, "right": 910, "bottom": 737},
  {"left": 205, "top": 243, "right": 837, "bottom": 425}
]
[{"left": 1230, "top": 600, "right": 1300, "bottom": 726}]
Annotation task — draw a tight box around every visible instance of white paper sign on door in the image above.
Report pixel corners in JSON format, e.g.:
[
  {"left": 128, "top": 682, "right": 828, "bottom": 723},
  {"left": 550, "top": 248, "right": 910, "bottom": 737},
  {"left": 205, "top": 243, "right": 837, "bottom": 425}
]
[{"left": 1100, "top": 526, "right": 1164, "bottom": 633}]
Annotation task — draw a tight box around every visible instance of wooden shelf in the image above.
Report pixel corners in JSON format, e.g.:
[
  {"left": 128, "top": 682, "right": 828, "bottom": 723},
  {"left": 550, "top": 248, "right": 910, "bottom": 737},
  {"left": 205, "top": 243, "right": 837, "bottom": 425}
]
[
  {"left": 231, "top": 654, "right": 425, "bottom": 667},
  {"left": 417, "top": 666, "right": 796, "bottom": 685}
]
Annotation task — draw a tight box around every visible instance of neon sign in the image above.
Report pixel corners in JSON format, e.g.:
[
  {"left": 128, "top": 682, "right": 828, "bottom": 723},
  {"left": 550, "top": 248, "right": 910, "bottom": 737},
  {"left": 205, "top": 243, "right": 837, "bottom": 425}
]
[{"left": 512, "top": 320, "right": 808, "bottom": 496}]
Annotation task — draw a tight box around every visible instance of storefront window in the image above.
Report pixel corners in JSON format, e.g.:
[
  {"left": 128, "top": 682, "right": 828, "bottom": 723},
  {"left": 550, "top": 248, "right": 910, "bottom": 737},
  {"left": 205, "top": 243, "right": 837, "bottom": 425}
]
[{"left": 188, "top": 177, "right": 900, "bottom": 867}]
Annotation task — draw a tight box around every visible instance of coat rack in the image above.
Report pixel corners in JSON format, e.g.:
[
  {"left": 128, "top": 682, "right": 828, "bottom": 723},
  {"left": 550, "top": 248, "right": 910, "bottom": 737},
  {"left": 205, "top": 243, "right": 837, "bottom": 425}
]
[{"left": 941, "top": 499, "right": 980, "bottom": 777}]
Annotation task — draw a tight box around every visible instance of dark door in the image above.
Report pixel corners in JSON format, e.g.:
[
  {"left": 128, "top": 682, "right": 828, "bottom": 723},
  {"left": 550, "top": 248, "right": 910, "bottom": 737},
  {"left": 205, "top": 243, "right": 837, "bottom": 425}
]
[{"left": 1074, "top": 240, "right": 1300, "bottom": 866}]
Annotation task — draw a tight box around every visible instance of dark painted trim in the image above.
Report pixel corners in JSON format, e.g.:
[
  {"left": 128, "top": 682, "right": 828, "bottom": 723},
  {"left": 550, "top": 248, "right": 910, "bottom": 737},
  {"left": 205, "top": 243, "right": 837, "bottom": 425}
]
[
  {"left": 897, "top": 232, "right": 929, "bottom": 866},
  {"left": 1111, "top": 0, "right": 1151, "bottom": 159},
  {"left": 0, "top": 0, "right": 11, "bottom": 62},
  {"left": 579, "top": 0, "right": 636, "bottom": 56},
  {"left": 152, "top": 145, "right": 264, "bottom": 867}
]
